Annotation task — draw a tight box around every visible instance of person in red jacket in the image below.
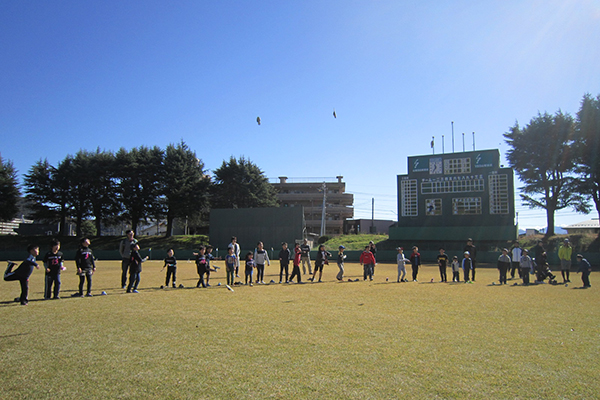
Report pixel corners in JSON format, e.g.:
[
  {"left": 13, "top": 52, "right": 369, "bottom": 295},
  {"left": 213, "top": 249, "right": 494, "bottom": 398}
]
[{"left": 359, "top": 246, "right": 376, "bottom": 281}]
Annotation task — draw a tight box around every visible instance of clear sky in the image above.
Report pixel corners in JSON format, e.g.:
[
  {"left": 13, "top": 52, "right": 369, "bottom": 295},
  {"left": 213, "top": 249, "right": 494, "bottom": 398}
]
[{"left": 1, "top": 0, "right": 599, "bottom": 230}]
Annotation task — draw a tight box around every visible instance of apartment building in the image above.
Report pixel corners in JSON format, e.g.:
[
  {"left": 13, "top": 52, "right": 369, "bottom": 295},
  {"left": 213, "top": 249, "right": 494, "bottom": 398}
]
[{"left": 272, "top": 176, "right": 354, "bottom": 236}]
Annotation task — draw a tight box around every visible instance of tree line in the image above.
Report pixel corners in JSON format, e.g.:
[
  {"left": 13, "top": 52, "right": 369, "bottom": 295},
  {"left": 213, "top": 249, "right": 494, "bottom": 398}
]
[
  {"left": 504, "top": 93, "right": 600, "bottom": 236},
  {"left": 0, "top": 141, "right": 278, "bottom": 237}
]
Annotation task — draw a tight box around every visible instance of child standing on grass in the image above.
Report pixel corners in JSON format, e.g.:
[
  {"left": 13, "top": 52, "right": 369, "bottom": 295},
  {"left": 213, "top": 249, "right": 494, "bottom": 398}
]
[
  {"left": 519, "top": 249, "right": 533, "bottom": 286},
  {"left": 4, "top": 244, "right": 39, "bottom": 305},
  {"left": 43, "top": 239, "right": 64, "bottom": 299},
  {"left": 409, "top": 246, "right": 421, "bottom": 282},
  {"left": 205, "top": 245, "right": 216, "bottom": 287},
  {"left": 336, "top": 245, "right": 346, "bottom": 281},
  {"left": 127, "top": 243, "right": 147, "bottom": 293},
  {"left": 278, "top": 242, "right": 290, "bottom": 283},
  {"left": 437, "top": 248, "right": 449, "bottom": 282},
  {"left": 462, "top": 251, "right": 473, "bottom": 283},
  {"left": 451, "top": 256, "right": 461, "bottom": 282},
  {"left": 162, "top": 249, "right": 177, "bottom": 289},
  {"left": 289, "top": 243, "right": 302, "bottom": 283},
  {"left": 225, "top": 247, "right": 236, "bottom": 287},
  {"left": 311, "top": 244, "right": 331, "bottom": 283},
  {"left": 497, "top": 248, "right": 511, "bottom": 285},
  {"left": 396, "top": 247, "right": 409, "bottom": 282},
  {"left": 245, "top": 252, "right": 255, "bottom": 286},
  {"left": 360, "top": 245, "right": 376, "bottom": 281},
  {"left": 254, "top": 242, "right": 270, "bottom": 284},
  {"left": 73, "top": 238, "right": 96, "bottom": 297},
  {"left": 195, "top": 246, "right": 209, "bottom": 288}
]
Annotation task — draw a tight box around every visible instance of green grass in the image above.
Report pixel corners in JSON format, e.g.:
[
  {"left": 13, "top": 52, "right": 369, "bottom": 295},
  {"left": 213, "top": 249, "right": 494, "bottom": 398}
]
[
  {"left": 1, "top": 260, "right": 598, "bottom": 399},
  {"left": 322, "top": 234, "right": 388, "bottom": 250}
]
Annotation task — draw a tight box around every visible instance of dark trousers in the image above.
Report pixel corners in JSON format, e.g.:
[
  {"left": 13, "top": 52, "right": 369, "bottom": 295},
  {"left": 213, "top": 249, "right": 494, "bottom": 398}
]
[
  {"left": 439, "top": 266, "right": 447, "bottom": 282},
  {"left": 561, "top": 270, "right": 570, "bottom": 282},
  {"left": 463, "top": 268, "right": 471, "bottom": 282},
  {"left": 510, "top": 262, "right": 521, "bottom": 278},
  {"left": 45, "top": 273, "right": 61, "bottom": 298},
  {"left": 452, "top": 271, "right": 460, "bottom": 282},
  {"left": 256, "top": 264, "right": 265, "bottom": 282},
  {"left": 245, "top": 267, "right": 253, "bottom": 284},
  {"left": 412, "top": 265, "right": 419, "bottom": 281},
  {"left": 197, "top": 271, "right": 206, "bottom": 288},
  {"left": 79, "top": 272, "right": 93, "bottom": 295},
  {"left": 289, "top": 265, "right": 301, "bottom": 283},
  {"left": 4, "top": 274, "right": 29, "bottom": 303},
  {"left": 364, "top": 264, "right": 374, "bottom": 280},
  {"left": 127, "top": 271, "right": 140, "bottom": 291},
  {"left": 521, "top": 267, "right": 530, "bottom": 285},
  {"left": 165, "top": 266, "right": 176, "bottom": 286},
  {"left": 582, "top": 273, "right": 591, "bottom": 287},
  {"left": 121, "top": 258, "right": 130, "bottom": 287},
  {"left": 498, "top": 266, "right": 508, "bottom": 284},
  {"left": 279, "top": 262, "right": 289, "bottom": 282}
]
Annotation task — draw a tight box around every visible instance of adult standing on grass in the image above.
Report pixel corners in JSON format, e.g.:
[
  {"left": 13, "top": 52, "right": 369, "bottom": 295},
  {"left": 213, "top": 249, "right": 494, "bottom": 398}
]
[
  {"left": 497, "top": 248, "right": 511, "bottom": 285},
  {"left": 558, "top": 238, "right": 573, "bottom": 283},
  {"left": 510, "top": 241, "right": 523, "bottom": 279},
  {"left": 533, "top": 240, "right": 545, "bottom": 265},
  {"left": 576, "top": 254, "right": 592, "bottom": 288},
  {"left": 464, "top": 238, "right": 477, "bottom": 282},
  {"left": 300, "top": 238, "right": 312, "bottom": 275},
  {"left": 369, "top": 241, "right": 377, "bottom": 276},
  {"left": 119, "top": 230, "right": 137, "bottom": 289},
  {"left": 437, "top": 248, "right": 449, "bottom": 282},
  {"left": 278, "top": 242, "right": 290, "bottom": 283},
  {"left": 228, "top": 236, "right": 241, "bottom": 277}
]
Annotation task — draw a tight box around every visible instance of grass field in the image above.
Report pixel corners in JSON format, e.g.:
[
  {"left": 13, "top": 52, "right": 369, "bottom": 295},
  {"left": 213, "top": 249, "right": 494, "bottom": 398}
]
[{"left": 1, "top": 258, "right": 598, "bottom": 399}]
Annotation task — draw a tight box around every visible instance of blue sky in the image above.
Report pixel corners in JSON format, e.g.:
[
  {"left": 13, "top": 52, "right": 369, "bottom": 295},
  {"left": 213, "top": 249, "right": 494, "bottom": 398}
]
[{"left": 1, "top": 0, "right": 599, "bottom": 229}]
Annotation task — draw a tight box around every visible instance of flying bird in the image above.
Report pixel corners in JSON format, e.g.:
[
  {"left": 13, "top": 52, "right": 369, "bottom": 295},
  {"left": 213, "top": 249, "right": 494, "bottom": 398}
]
[
  {"left": 333, "top": 109, "right": 337, "bottom": 118},
  {"left": 256, "top": 116, "right": 261, "bottom": 125}
]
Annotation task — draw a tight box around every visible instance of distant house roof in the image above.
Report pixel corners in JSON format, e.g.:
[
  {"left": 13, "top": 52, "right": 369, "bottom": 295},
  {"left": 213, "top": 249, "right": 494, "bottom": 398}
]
[{"left": 565, "top": 219, "right": 600, "bottom": 229}]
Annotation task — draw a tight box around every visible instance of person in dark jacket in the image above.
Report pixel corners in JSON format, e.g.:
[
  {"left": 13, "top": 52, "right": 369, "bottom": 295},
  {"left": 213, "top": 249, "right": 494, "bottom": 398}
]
[
  {"left": 497, "top": 248, "right": 511, "bottom": 285},
  {"left": 73, "top": 238, "right": 96, "bottom": 297},
  {"left": 576, "top": 254, "right": 592, "bottom": 288},
  {"left": 4, "top": 244, "right": 40, "bottom": 305}
]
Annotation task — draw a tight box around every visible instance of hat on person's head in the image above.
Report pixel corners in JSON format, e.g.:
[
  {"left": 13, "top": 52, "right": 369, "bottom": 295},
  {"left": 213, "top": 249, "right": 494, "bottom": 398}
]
[
  {"left": 576, "top": 254, "right": 583, "bottom": 258},
  {"left": 396, "top": 247, "right": 403, "bottom": 250},
  {"left": 339, "top": 245, "right": 345, "bottom": 249},
  {"left": 564, "top": 238, "right": 570, "bottom": 242},
  {"left": 502, "top": 248, "right": 509, "bottom": 252},
  {"left": 369, "top": 241, "right": 374, "bottom": 244},
  {"left": 464, "top": 251, "right": 470, "bottom": 255},
  {"left": 453, "top": 256, "right": 458, "bottom": 259},
  {"left": 467, "top": 238, "right": 473, "bottom": 242},
  {"left": 412, "top": 246, "right": 417, "bottom": 250},
  {"left": 523, "top": 249, "right": 529, "bottom": 253}
]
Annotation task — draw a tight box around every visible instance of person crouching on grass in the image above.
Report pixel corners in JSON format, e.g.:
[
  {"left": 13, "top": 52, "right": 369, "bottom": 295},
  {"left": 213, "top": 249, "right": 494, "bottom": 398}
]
[
  {"left": 311, "top": 244, "right": 331, "bottom": 283},
  {"left": 576, "top": 254, "right": 592, "bottom": 288},
  {"left": 127, "top": 243, "right": 147, "bottom": 293},
  {"left": 73, "top": 238, "right": 96, "bottom": 297},
  {"left": 4, "top": 244, "right": 40, "bottom": 305},
  {"left": 360, "top": 245, "right": 376, "bottom": 281}
]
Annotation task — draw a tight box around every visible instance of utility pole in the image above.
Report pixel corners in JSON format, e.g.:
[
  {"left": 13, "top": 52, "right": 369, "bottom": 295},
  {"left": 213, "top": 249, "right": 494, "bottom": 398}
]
[
  {"left": 371, "top": 198, "right": 375, "bottom": 234},
  {"left": 320, "top": 182, "right": 327, "bottom": 237}
]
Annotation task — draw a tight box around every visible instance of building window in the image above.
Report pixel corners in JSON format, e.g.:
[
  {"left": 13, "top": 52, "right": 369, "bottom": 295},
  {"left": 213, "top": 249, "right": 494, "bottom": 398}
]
[
  {"left": 401, "top": 179, "right": 418, "bottom": 217},
  {"left": 489, "top": 174, "right": 509, "bottom": 214},
  {"left": 425, "top": 198, "right": 442, "bottom": 216},
  {"left": 452, "top": 197, "right": 482, "bottom": 215},
  {"left": 444, "top": 158, "right": 471, "bottom": 174}
]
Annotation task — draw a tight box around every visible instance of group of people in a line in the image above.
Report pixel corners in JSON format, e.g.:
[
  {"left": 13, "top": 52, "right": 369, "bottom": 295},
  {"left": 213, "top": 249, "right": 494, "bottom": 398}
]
[{"left": 3, "top": 235, "right": 593, "bottom": 305}]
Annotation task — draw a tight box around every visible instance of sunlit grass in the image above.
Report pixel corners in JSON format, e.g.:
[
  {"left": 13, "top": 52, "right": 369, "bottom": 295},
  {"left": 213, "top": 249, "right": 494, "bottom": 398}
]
[{"left": 1, "top": 259, "right": 598, "bottom": 399}]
